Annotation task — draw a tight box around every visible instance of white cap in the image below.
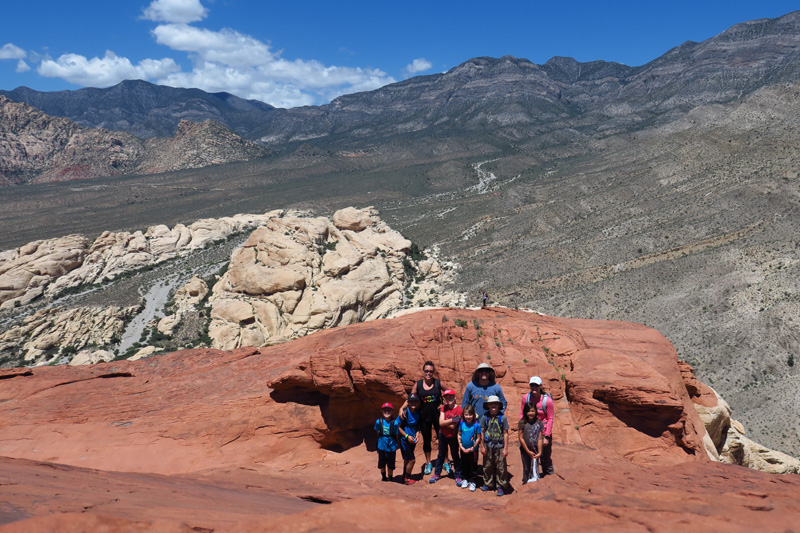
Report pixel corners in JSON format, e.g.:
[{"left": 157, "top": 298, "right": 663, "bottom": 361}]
[{"left": 529, "top": 376, "right": 543, "bottom": 385}]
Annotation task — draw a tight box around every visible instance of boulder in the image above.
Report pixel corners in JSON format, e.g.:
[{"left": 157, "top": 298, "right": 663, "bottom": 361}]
[{"left": 69, "top": 349, "right": 115, "bottom": 366}]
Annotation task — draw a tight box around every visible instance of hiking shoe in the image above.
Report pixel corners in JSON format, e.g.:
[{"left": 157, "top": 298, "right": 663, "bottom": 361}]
[
  {"left": 480, "top": 485, "right": 491, "bottom": 492},
  {"left": 455, "top": 477, "right": 463, "bottom": 487},
  {"left": 404, "top": 478, "right": 417, "bottom": 485},
  {"left": 443, "top": 462, "right": 451, "bottom": 475},
  {"left": 424, "top": 462, "right": 432, "bottom": 475},
  {"left": 469, "top": 482, "right": 477, "bottom": 492},
  {"left": 460, "top": 479, "right": 469, "bottom": 489},
  {"left": 428, "top": 474, "right": 439, "bottom": 484},
  {"left": 497, "top": 487, "right": 505, "bottom": 497},
  {"left": 381, "top": 473, "right": 388, "bottom": 482}
]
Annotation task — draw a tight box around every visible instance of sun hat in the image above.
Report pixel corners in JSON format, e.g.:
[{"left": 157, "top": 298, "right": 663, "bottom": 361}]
[
  {"left": 475, "top": 362, "right": 493, "bottom": 372},
  {"left": 529, "top": 376, "right": 543, "bottom": 386},
  {"left": 381, "top": 402, "right": 393, "bottom": 410},
  {"left": 482, "top": 395, "right": 503, "bottom": 411},
  {"left": 443, "top": 389, "right": 456, "bottom": 396}
]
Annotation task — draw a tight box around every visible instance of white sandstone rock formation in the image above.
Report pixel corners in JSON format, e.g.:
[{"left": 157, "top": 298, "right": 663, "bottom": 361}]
[
  {"left": 207, "top": 207, "right": 458, "bottom": 350},
  {"left": 0, "top": 235, "right": 90, "bottom": 309},
  {"left": 694, "top": 386, "right": 800, "bottom": 474},
  {"left": 45, "top": 211, "right": 282, "bottom": 297},
  {"left": 0, "top": 306, "right": 136, "bottom": 365},
  {"left": 127, "top": 345, "right": 162, "bottom": 361},
  {"left": 157, "top": 276, "right": 209, "bottom": 336},
  {"left": 69, "top": 349, "right": 115, "bottom": 366},
  {"left": 0, "top": 212, "right": 283, "bottom": 311}
]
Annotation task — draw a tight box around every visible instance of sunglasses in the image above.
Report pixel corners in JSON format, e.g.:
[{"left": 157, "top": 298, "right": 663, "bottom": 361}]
[{"left": 423, "top": 369, "right": 434, "bottom": 374}]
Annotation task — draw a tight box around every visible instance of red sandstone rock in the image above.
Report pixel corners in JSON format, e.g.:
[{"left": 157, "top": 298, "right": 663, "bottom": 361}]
[{"left": 1, "top": 308, "right": 799, "bottom": 530}]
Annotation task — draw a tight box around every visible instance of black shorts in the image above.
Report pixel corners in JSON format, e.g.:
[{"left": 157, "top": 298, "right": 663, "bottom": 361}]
[
  {"left": 378, "top": 449, "right": 396, "bottom": 470},
  {"left": 400, "top": 441, "right": 416, "bottom": 461}
]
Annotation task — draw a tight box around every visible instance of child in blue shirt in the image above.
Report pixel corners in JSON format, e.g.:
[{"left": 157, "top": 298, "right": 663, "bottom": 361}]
[
  {"left": 458, "top": 404, "right": 482, "bottom": 491},
  {"left": 398, "top": 394, "right": 421, "bottom": 485},
  {"left": 374, "top": 402, "right": 398, "bottom": 482}
]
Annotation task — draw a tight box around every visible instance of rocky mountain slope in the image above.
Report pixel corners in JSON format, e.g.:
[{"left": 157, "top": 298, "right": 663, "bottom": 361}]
[
  {"left": 0, "top": 79, "right": 276, "bottom": 139},
  {"left": 0, "top": 96, "right": 267, "bottom": 184},
  {"left": 4, "top": 12, "right": 799, "bottom": 151},
  {"left": 0, "top": 309, "right": 798, "bottom": 530}
]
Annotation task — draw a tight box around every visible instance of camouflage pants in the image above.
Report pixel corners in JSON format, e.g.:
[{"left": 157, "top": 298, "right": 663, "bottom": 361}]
[{"left": 482, "top": 445, "right": 508, "bottom": 489}]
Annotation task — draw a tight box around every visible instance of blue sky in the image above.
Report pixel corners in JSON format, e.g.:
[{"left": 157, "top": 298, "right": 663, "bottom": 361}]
[{"left": 1, "top": 0, "right": 797, "bottom": 108}]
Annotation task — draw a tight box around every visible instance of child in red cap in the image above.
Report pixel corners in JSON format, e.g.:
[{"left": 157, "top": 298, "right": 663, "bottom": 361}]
[
  {"left": 374, "top": 402, "right": 399, "bottom": 482},
  {"left": 429, "top": 389, "right": 463, "bottom": 485}
]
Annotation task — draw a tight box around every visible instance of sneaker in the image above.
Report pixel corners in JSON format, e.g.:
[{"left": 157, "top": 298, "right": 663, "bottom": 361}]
[
  {"left": 454, "top": 477, "right": 462, "bottom": 487},
  {"left": 497, "top": 487, "right": 505, "bottom": 497},
  {"left": 428, "top": 474, "right": 439, "bottom": 484},
  {"left": 460, "top": 479, "right": 469, "bottom": 489},
  {"left": 480, "top": 485, "right": 491, "bottom": 492},
  {"left": 443, "top": 462, "right": 451, "bottom": 475},
  {"left": 469, "top": 482, "right": 477, "bottom": 492},
  {"left": 424, "top": 462, "right": 432, "bottom": 475},
  {"left": 404, "top": 478, "right": 417, "bottom": 485}
]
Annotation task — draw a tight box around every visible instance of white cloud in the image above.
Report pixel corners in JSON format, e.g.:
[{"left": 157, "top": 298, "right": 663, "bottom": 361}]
[
  {"left": 25, "top": 1, "right": 397, "bottom": 108},
  {"left": 38, "top": 51, "right": 180, "bottom": 87},
  {"left": 152, "top": 24, "right": 273, "bottom": 68},
  {"left": 0, "top": 43, "right": 27, "bottom": 60},
  {"left": 406, "top": 58, "right": 432, "bottom": 74},
  {"left": 149, "top": 23, "right": 395, "bottom": 107},
  {"left": 16, "top": 59, "right": 30, "bottom": 73},
  {"left": 142, "top": 0, "right": 207, "bottom": 24}
]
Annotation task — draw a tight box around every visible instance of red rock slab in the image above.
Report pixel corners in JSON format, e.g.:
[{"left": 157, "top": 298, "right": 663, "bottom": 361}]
[
  {"left": 0, "top": 455, "right": 316, "bottom": 531},
  {"left": 0, "top": 309, "right": 709, "bottom": 476},
  {"left": 3, "top": 440, "right": 800, "bottom": 532}
]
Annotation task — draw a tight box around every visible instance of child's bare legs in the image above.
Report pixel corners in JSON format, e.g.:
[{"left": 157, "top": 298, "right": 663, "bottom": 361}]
[{"left": 405, "top": 458, "right": 415, "bottom": 479}]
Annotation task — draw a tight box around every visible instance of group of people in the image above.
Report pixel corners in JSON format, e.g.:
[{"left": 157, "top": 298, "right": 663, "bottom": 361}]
[{"left": 374, "top": 361, "right": 555, "bottom": 496}]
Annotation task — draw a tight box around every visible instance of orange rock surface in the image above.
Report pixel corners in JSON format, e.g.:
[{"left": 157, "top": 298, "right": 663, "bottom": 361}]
[{"left": 1, "top": 308, "right": 798, "bottom": 530}]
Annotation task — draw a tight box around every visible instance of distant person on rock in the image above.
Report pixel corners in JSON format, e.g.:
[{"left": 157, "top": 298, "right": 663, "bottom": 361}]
[
  {"left": 519, "top": 376, "right": 555, "bottom": 477},
  {"left": 374, "top": 402, "right": 399, "bottom": 482},
  {"left": 429, "top": 389, "right": 463, "bottom": 485},
  {"left": 481, "top": 291, "right": 489, "bottom": 307},
  {"left": 398, "top": 394, "right": 422, "bottom": 485},
  {"left": 399, "top": 361, "right": 444, "bottom": 476},
  {"left": 480, "top": 395, "right": 510, "bottom": 496},
  {"left": 458, "top": 404, "right": 482, "bottom": 492},
  {"left": 518, "top": 401, "right": 544, "bottom": 485},
  {"left": 462, "top": 362, "right": 507, "bottom": 419}
]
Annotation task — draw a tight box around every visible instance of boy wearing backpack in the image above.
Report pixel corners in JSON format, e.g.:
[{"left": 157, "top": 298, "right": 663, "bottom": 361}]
[
  {"left": 519, "top": 376, "right": 555, "bottom": 476},
  {"left": 374, "top": 402, "right": 399, "bottom": 482},
  {"left": 479, "top": 395, "right": 510, "bottom": 496}
]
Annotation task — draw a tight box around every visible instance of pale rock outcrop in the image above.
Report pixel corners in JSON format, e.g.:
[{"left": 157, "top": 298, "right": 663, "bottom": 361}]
[
  {"left": 157, "top": 276, "right": 209, "bottom": 336},
  {"left": 207, "top": 207, "right": 456, "bottom": 350},
  {"left": 721, "top": 414, "right": 800, "bottom": 474},
  {"left": 0, "top": 306, "right": 135, "bottom": 365},
  {"left": 0, "top": 234, "right": 89, "bottom": 309},
  {"left": 128, "top": 345, "right": 161, "bottom": 361},
  {"left": 44, "top": 211, "right": 282, "bottom": 297},
  {"left": 679, "top": 361, "right": 800, "bottom": 474},
  {"left": 69, "top": 349, "right": 115, "bottom": 366}
]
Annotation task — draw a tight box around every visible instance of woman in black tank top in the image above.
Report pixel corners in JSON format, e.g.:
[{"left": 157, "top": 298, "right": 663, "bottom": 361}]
[{"left": 411, "top": 361, "right": 443, "bottom": 475}]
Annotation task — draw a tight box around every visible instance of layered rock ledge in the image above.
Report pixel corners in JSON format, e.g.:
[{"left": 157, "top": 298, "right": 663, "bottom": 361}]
[{"left": 1, "top": 308, "right": 798, "bottom": 530}]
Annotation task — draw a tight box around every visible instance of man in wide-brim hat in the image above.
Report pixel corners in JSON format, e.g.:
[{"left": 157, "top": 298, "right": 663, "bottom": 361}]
[{"left": 462, "top": 362, "right": 507, "bottom": 419}]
